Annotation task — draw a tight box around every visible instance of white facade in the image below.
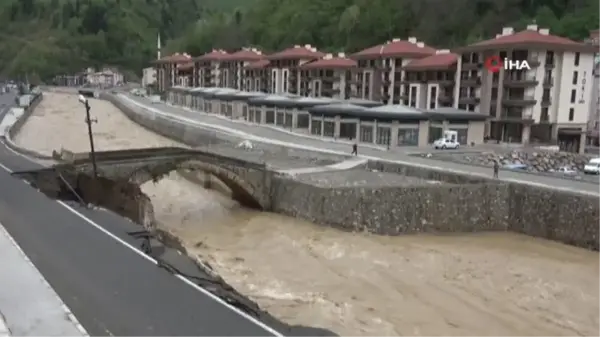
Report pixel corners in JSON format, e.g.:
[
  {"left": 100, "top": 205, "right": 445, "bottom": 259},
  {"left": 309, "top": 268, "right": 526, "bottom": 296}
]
[
  {"left": 454, "top": 25, "right": 596, "bottom": 126},
  {"left": 142, "top": 67, "right": 156, "bottom": 87}
]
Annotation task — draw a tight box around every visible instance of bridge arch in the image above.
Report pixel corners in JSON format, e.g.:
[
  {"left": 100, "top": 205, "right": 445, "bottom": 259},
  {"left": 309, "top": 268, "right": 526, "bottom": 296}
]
[{"left": 126, "top": 159, "right": 265, "bottom": 209}]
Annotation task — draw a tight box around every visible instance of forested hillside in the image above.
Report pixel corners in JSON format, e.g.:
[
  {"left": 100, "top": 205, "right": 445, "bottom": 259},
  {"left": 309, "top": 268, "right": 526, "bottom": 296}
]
[
  {"left": 0, "top": 0, "right": 597, "bottom": 82},
  {"left": 173, "top": 0, "right": 599, "bottom": 55},
  {"left": 0, "top": 0, "right": 249, "bottom": 81}
]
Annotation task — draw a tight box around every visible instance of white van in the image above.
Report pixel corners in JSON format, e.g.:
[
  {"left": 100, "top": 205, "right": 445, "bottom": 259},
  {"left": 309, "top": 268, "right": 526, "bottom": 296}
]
[{"left": 583, "top": 158, "right": 600, "bottom": 175}]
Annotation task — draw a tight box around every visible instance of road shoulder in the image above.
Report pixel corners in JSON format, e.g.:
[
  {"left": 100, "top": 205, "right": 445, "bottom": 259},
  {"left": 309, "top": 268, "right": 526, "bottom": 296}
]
[{"left": 0, "top": 222, "right": 87, "bottom": 336}]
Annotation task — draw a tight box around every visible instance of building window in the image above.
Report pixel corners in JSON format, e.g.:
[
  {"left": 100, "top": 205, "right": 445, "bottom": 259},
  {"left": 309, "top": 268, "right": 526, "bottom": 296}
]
[
  {"left": 572, "top": 71, "right": 578, "bottom": 85},
  {"left": 397, "top": 128, "right": 419, "bottom": 146},
  {"left": 360, "top": 125, "right": 373, "bottom": 143},
  {"left": 323, "top": 121, "right": 335, "bottom": 137},
  {"left": 266, "top": 108, "right": 275, "bottom": 124},
  {"left": 297, "top": 113, "right": 309, "bottom": 128},
  {"left": 570, "top": 89, "right": 576, "bottom": 103},
  {"left": 275, "top": 110, "right": 285, "bottom": 126},
  {"left": 314, "top": 81, "right": 321, "bottom": 97},
  {"left": 310, "top": 119, "right": 322, "bottom": 135},
  {"left": 282, "top": 70, "right": 289, "bottom": 93},
  {"left": 568, "top": 108, "right": 574, "bottom": 121},
  {"left": 429, "top": 86, "right": 437, "bottom": 110},
  {"left": 541, "top": 107, "right": 549, "bottom": 122},
  {"left": 574, "top": 52, "right": 580, "bottom": 66},
  {"left": 376, "top": 126, "right": 391, "bottom": 145}
]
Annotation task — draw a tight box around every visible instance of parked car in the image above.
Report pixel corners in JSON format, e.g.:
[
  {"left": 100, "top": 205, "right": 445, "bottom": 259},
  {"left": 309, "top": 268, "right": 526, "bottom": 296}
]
[
  {"left": 503, "top": 163, "right": 528, "bottom": 171},
  {"left": 552, "top": 166, "right": 577, "bottom": 175},
  {"left": 433, "top": 138, "right": 460, "bottom": 149},
  {"left": 583, "top": 158, "right": 600, "bottom": 175}
]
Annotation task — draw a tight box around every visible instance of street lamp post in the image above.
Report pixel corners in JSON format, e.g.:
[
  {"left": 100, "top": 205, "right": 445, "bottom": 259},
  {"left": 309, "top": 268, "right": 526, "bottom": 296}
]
[{"left": 78, "top": 94, "right": 98, "bottom": 178}]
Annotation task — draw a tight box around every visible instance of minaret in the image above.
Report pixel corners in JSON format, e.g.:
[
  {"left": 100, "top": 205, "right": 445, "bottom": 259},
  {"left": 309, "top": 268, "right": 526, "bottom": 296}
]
[{"left": 157, "top": 33, "right": 162, "bottom": 60}]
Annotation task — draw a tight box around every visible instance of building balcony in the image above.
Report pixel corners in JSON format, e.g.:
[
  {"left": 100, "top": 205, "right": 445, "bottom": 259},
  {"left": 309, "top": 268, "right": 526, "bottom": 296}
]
[
  {"left": 503, "top": 74, "right": 538, "bottom": 87},
  {"left": 461, "top": 62, "right": 481, "bottom": 70},
  {"left": 541, "top": 95, "right": 552, "bottom": 107},
  {"left": 438, "top": 95, "right": 453, "bottom": 104},
  {"left": 544, "top": 61, "right": 555, "bottom": 69},
  {"left": 461, "top": 76, "right": 481, "bottom": 86},
  {"left": 437, "top": 78, "right": 455, "bottom": 86},
  {"left": 543, "top": 77, "right": 554, "bottom": 87},
  {"left": 458, "top": 95, "right": 480, "bottom": 104},
  {"left": 499, "top": 109, "right": 535, "bottom": 123},
  {"left": 502, "top": 95, "right": 536, "bottom": 106}
]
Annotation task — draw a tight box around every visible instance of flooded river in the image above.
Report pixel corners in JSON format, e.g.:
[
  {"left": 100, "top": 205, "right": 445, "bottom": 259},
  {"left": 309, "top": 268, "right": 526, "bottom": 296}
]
[{"left": 15, "top": 92, "right": 600, "bottom": 336}]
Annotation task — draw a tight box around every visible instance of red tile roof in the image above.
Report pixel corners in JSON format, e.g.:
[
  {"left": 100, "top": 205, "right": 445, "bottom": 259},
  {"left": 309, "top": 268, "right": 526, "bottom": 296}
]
[
  {"left": 225, "top": 48, "right": 265, "bottom": 62},
  {"left": 267, "top": 45, "right": 325, "bottom": 60},
  {"left": 153, "top": 53, "right": 192, "bottom": 64},
  {"left": 195, "top": 49, "right": 229, "bottom": 61},
  {"left": 456, "top": 28, "right": 597, "bottom": 52},
  {"left": 352, "top": 38, "right": 436, "bottom": 59},
  {"left": 403, "top": 52, "right": 458, "bottom": 70},
  {"left": 245, "top": 59, "right": 270, "bottom": 69},
  {"left": 301, "top": 54, "right": 357, "bottom": 69}
]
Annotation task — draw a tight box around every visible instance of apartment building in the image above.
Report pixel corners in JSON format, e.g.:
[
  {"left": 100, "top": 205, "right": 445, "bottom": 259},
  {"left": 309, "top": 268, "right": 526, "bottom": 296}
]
[
  {"left": 265, "top": 45, "right": 324, "bottom": 95},
  {"left": 153, "top": 53, "right": 192, "bottom": 92},
  {"left": 350, "top": 38, "right": 436, "bottom": 104},
  {"left": 176, "top": 62, "right": 194, "bottom": 87},
  {"left": 243, "top": 60, "right": 270, "bottom": 92},
  {"left": 454, "top": 24, "right": 597, "bottom": 152},
  {"left": 401, "top": 50, "right": 458, "bottom": 109},
  {"left": 219, "top": 48, "right": 264, "bottom": 90},
  {"left": 193, "top": 50, "right": 229, "bottom": 87},
  {"left": 299, "top": 53, "right": 356, "bottom": 99}
]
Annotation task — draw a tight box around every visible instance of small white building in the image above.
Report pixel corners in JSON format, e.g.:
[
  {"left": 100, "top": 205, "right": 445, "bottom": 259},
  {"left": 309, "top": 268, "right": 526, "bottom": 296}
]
[
  {"left": 142, "top": 67, "right": 157, "bottom": 88},
  {"left": 85, "top": 67, "right": 124, "bottom": 88}
]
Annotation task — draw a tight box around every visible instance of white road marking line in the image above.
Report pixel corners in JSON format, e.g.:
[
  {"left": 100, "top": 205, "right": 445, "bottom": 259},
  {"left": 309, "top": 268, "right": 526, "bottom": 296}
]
[
  {"left": 0, "top": 222, "right": 88, "bottom": 336},
  {"left": 0, "top": 159, "right": 284, "bottom": 337},
  {"left": 0, "top": 310, "right": 10, "bottom": 337}
]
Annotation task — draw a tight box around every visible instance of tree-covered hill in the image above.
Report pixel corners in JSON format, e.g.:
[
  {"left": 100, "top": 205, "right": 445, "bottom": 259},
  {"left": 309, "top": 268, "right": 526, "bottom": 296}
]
[
  {"left": 172, "top": 0, "right": 599, "bottom": 56},
  {"left": 0, "top": 0, "right": 251, "bottom": 81},
  {"left": 0, "top": 0, "right": 597, "bottom": 82}
]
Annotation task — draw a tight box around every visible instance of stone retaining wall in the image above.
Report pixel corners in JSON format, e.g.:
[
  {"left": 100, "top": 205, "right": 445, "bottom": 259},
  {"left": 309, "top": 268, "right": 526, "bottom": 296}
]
[
  {"left": 508, "top": 184, "right": 599, "bottom": 250},
  {"left": 271, "top": 177, "right": 510, "bottom": 234},
  {"left": 8, "top": 92, "right": 43, "bottom": 140}
]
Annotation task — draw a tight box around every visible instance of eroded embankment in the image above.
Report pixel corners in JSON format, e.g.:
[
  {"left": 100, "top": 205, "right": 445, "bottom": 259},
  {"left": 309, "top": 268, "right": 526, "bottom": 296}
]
[{"left": 8, "top": 91, "right": 600, "bottom": 336}]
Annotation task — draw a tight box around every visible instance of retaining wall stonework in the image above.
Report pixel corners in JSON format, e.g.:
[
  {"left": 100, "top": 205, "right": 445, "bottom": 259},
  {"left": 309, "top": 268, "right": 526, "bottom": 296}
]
[
  {"left": 96, "top": 93, "right": 600, "bottom": 251},
  {"left": 270, "top": 177, "right": 510, "bottom": 234},
  {"left": 8, "top": 93, "right": 43, "bottom": 140},
  {"left": 508, "top": 184, "right": 599, "bottom": 250}
]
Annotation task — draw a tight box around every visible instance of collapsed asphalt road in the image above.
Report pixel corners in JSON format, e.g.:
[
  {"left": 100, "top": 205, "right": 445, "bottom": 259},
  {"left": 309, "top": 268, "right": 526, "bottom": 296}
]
[{"left": 0, "top": 96, "right": 336, "bottom": 336}]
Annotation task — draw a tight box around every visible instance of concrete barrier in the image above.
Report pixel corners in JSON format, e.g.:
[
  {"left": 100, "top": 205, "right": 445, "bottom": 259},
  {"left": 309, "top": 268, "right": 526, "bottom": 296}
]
[{"left": 3, "top": 92, "right": 55, "bottom": 160}]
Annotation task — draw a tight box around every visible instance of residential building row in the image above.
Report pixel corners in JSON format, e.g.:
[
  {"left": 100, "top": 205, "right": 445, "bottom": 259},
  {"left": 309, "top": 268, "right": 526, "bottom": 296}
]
[
  {"left": 152, "top": 25, "right": 599, "bottom": 152},
  {"left": 53, "top": 67, "right": 124, "bottom": 88}
]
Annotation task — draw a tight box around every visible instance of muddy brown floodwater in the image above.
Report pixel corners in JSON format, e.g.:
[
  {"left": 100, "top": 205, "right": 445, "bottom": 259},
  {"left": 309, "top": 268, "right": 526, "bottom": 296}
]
[{"left": 15, "top": 92, "right": 600, "bottom": 336}]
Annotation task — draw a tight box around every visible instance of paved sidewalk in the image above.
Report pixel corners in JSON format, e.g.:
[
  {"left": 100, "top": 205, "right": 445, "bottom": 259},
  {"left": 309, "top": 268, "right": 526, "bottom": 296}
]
[
  {"left": 120, "top": 94, "right": 599, "bottom": 195},
  {"left": 0, "top": 223, "right": 87, "bottom": 336}
]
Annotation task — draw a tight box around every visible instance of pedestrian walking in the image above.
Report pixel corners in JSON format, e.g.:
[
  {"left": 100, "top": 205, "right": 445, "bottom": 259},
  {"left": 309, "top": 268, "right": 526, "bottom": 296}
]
[
  {"left": 351, "top": 142, "right": 358, "bottom": 156},
  {"left": 493, "top": 160, "right": 499, "bottom": 178}
]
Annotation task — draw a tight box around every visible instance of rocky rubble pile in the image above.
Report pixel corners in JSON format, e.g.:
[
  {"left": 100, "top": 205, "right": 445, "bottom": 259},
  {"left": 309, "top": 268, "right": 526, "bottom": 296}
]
[{"left": 448, "top": 150, "right": 593, "bottom": 172}]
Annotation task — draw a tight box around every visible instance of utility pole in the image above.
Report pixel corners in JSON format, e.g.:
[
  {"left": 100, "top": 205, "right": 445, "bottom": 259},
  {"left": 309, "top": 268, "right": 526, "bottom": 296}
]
[{"left": 79, "top": 95, "right": 98, "bottom": 178}]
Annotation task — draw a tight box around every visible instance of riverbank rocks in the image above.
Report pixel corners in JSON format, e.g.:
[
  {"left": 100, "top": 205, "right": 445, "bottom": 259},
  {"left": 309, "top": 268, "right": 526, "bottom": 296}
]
[{"left": 440, "top": 150, "right": 593, "bottom": 172}]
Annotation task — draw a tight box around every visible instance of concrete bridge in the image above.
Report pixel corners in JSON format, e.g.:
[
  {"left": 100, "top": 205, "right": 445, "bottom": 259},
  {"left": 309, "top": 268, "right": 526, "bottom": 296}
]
[{"left": 15, "top": 146, "right": 274, "bottom": 210}]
